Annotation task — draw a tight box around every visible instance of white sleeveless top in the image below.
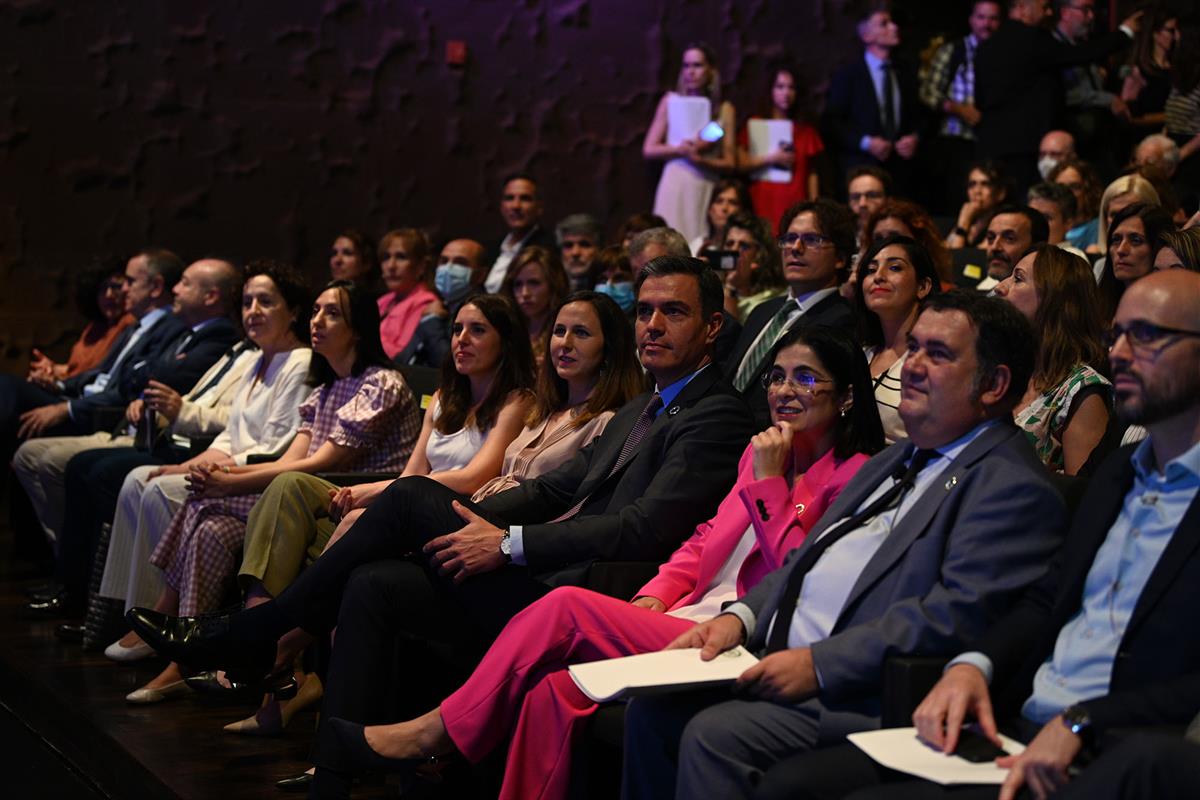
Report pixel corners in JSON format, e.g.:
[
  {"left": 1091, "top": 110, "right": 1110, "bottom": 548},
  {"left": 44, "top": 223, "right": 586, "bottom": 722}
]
[{"left": 425, "top": 398, "right": 488, "bottom": 473}]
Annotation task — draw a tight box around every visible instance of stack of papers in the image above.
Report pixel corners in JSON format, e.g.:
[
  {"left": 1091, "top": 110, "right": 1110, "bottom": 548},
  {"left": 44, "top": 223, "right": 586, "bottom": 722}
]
[
  {"left": 568, "top": 647, "right": 759, "bottom": 703},
  {"left": 848, "top": 727, "right": 1025, "bottom": 785}
]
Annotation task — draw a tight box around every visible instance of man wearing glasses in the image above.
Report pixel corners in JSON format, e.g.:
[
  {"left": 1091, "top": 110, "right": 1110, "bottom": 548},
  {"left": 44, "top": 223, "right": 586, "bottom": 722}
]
[
  {"left": 745, "top": 269, "right": 1200, "bottom": 800},
  {"left": 723, "top": 199, "right": 858, "bottom": 429}
]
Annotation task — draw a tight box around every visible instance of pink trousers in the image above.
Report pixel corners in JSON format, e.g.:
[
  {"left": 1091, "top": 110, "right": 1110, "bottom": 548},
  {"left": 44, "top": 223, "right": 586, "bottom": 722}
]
[{"left": 439, "top": 585, "right": 694, "bottom": 800}]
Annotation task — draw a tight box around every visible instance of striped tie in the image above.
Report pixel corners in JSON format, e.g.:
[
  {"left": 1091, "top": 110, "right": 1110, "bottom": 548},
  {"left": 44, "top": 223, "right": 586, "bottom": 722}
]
[
  {"left": 734, "top": 303, "right": 795, "bottom": 391},
  {"left": 551, "top": 393, "right": 663, "bottom": 522}
]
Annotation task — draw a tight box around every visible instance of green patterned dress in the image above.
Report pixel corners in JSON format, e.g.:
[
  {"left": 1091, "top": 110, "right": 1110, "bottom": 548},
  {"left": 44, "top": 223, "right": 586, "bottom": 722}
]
[{"left": 1014, "top": 364, "right": 1111, "bottom": 473}]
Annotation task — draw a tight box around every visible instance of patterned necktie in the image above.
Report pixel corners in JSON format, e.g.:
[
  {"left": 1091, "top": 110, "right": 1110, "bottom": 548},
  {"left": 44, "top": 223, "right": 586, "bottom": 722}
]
[
  {"left": 734, "top": 302, "right": 795, "bottom": 392},
  {"left": 551, "top": 393, "right": 663, "bottom": 523},
  {"left": 765, "top": 447, "right": 938, "bottom": 652}
]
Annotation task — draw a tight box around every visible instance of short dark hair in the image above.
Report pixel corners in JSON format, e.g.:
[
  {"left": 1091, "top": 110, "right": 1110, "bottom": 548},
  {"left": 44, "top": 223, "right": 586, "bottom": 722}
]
[
  {"left": 847, "top": 164, "right": 893, "bottom": 196},
  {"left": 779, "top": 198, "right": 858, "bottom": 275},
  {"left": 769, "top": 325, "right": 886, "bottom": 460},
  {"left": 138, "top": 248, "right": 184, "bottom": 293},
  {"left": 989, "top": 204, "right": 1051, "bottom": 246},
  {"left": 723, "top": 210, "right": 783, "bottom": 293},
  {"left": 1026, "top": 181, "right": 1077, "bottom": 222},
  {"left": 502, "top": 173, "right": 539, "bottom": 196},
  {"left": 244, "top": 259, "right": 314, "bottom": 344},
  {"left": 1107, "top": 202, "right": 1174, "bottom": 251},
  {"left": 919, "top": 290, "right": 1036, "bottom": 412},
  {"left": 74, "top": 257, "right": 127, "bottom": 324},
  {"left": 634, "top": 255, "right": 724, "bottom": 320},
  {"left": 854, "top": 235, "right": 942, "bottom": 349}
]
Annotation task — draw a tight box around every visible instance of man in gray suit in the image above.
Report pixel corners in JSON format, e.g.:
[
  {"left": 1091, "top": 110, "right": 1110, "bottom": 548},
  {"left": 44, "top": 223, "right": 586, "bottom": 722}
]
[{"left": 622, "top": 291, "right": 1067, "bottom": 800}]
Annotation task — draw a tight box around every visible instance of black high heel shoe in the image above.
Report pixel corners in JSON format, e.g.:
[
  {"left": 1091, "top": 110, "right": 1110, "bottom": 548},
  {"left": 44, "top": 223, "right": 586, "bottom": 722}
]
[
  {"left": 125, "top": 607, "right": 275, "bottom": 684},
  {"left": 328, "top": 717, "right": 436, "bottom": 775},
  {"left": 184, "top": 669, "right": 299, "bottom": 702}
]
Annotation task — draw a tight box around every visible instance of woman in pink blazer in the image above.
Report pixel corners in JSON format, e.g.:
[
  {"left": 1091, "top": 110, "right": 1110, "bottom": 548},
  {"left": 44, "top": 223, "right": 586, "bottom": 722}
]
[{"left": 329, "top": 325, "right": 885, "bottom": 799}]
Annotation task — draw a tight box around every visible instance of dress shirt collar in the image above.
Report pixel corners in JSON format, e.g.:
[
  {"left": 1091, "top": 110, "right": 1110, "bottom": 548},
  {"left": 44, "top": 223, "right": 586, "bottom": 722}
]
[
  {"left": 784, "top": 286, "right": 837, "bottom": 314},
  {"left": 1132, "top": 436, "right": 1200, "bottom": 484},
  {"left": 190, "top": 316, "right": 219, "bottom": 333},
  {"left": 921, "top": 417, "right": 1000, "bottom": 464},
  {"left": 864, "top": 50, "right": 889, "bottom": 73},
  {"left": 501, "top": 225, "right": 539, "bottom": 254},
  {"left": 136, "top": 306, "right": 169, "bottom": 332},
  {"left": 655, "top": 362, "right": 710, "bottom": 412}
]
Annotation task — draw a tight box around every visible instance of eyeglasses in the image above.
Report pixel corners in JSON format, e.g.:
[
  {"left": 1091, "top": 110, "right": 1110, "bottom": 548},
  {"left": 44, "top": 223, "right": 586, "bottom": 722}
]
[
  {"left": 762, "top": 369, "right": 833, "bottom": 393},
  {"left": 1103, "top": 320, "right": 1200, "bottom": 351},
  {"left": 777, "top": 232, "right": 832, "bottom": 250}
]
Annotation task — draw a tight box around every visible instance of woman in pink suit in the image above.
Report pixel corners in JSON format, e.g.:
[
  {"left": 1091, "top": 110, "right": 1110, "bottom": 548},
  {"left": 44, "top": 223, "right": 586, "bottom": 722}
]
[{"left": 328, "top": 325, "right": 886, "bottom": 799}]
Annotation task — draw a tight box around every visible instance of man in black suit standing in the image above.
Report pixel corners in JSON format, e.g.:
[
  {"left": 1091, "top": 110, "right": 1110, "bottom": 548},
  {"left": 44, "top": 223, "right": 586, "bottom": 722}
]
[
  {"left": 974, "top": 0, "right": 1138, "bottom": 196},
  {"left": 130, "top": 256, "right": 755, "bottom": 796},
  {"left": 747, "top": 268, "right": 1200, "bottom": 800},
  {"left": 481, "top": 174, "right": 557, "bottom": 293},
  {"left": 723, "top": 199, "right": 857, "bottom": 429},
  {"left": 824, "top": 4, "right": 921, "bottom": 198}
]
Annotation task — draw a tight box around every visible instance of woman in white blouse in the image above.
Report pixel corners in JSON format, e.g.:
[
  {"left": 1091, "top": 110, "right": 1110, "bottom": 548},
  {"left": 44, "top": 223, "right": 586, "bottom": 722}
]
[{"left": 101, "top": 261, "right": 313, "bottom": 661}]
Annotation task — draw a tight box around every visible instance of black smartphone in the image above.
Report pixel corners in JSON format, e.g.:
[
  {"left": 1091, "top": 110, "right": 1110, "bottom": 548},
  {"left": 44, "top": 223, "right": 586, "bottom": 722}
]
[
  {"left": 703, "top": 248, "right": 739, "bottom": 271},
  {"left": 953, "top": 728, "right": 1008, "bottom": 763}
]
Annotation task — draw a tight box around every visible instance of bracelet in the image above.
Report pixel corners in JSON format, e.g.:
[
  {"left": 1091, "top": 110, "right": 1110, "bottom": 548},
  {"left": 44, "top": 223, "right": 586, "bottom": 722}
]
[{"left": 952, "top": 226, "right": 968, "bottom": 238}]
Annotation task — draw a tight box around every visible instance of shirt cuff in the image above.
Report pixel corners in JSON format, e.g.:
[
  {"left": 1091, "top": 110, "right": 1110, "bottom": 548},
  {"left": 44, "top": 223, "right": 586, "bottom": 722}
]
[
  {"left": 67, "top": 399, "right": 77, "bottom": 422},
  {"left": 947, "top": 651, "right": 994, "bottom": 685},
  {"left": 723, "top": 602, "right": 756, "bottom": 643},
  {"left": 508, "top": 525, "right": 526, "bottom": 566},
  {"left": 859, "top": 135, "right": 872, "bottom": 152},
  {"left": 1119, "top": 24, "right": 1134, "bottom": 38}
]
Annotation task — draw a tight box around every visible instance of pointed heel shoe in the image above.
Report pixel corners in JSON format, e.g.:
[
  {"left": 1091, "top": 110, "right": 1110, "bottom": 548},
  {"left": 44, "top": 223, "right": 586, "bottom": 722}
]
[
  {"left": 125, "top": 607, "right": 275, "bottom": 684},
  {"left": 328, "top": 718, "right": 437, "bottom": 776}
]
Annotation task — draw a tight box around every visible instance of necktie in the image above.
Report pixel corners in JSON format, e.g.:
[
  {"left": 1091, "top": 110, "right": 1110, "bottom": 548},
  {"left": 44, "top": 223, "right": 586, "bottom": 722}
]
[
  {"left": 187, "top": 342, "right": 248, "bottom": 401},
  {"left": 734, "top": 303, "right": 795, "bottom": 392},
  {"left": 881, "top": 62, "right": 897, "bottom": 141},
  {"left": 551, "top": 393, "right": 663, "bottom": 522},
  {"left": 765, "top": 447, "right": 937, "bottom": 653}
]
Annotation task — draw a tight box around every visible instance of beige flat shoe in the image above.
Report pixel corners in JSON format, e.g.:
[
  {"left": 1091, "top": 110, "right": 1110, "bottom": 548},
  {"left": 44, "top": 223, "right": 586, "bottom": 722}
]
[{"left": 125, "top": 679, "right": 190, "bottom": 704}]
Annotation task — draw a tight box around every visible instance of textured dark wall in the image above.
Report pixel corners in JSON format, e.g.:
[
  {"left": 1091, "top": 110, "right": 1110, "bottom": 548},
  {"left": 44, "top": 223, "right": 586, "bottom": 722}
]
[{"left": 1, "top": 0, "right": 878, "bottom": 370}]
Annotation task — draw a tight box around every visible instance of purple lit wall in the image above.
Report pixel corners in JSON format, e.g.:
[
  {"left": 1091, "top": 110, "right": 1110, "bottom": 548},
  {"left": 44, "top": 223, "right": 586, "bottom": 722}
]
[{"left": 0, "top": 0, "right": 907, "bottom": 368}]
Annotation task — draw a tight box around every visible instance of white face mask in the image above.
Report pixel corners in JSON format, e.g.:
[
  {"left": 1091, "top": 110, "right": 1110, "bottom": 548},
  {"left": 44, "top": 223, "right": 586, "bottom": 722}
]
[{"left": 1037, "top": 156, "right": 1059, "bottom": 180}]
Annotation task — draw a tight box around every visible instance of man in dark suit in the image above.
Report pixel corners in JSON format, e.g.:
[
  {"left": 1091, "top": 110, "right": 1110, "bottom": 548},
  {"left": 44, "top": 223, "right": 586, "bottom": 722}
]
[
  {"left": 723, "top": 199, "right": 857, "bottom": 429},
  {"left": 824, "top": 5, "right": 922, "bottom": 197},
  {"left": 481, "top": 174, "right": 557, "bottom": 293},
  {"left": 129, "top": 255, "right": 754, "bottom": 795},
  {"left": 622, "top": 291, "right": 1066, "bottom": 800},
  {"left": 747, "top": 269, "right": 1200, "bottom": 800},
  {"left": 974, "top": 0, "right": 1137, "bottom": 195},
  {"left": 13, "top": 257, "right": 240, "bottom": 612}
]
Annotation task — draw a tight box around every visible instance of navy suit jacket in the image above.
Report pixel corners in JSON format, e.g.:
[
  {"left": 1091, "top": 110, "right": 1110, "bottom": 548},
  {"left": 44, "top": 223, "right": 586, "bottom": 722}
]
[
  {"left": 64, "top": 314, "right": 238, "bottom": 429},
  {"left": 721, "top": 293, "right": 857, "bottom": 430},
  {"left": 730, "top": 422, "right": 1065, "bottom": 733},
  {"left": 979, "top": 443, "right": 1200, "bottom": 739},
  {"left": 823, "top": 55, "right": 921, "bottom": 165},
  {"left": 484, "top": 224, "right": 558, "bottom": 274},
  {"left": 479, "top": 365, "right": 754, "bottom": 587}
]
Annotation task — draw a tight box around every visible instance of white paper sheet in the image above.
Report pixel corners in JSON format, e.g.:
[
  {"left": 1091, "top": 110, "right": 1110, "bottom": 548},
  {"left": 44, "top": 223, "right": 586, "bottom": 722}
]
[
  {"left": 666, "top": 95, "right": 712, "bottom": 146},
  {"left": 847, "top": 727, "right": 1026, "bottom": 786},
  {"left": 567, "top": 646, "right": 759, "bottom": 703},
  {"left": 747, "top": 119, "right": 794, "bottom": 184}
]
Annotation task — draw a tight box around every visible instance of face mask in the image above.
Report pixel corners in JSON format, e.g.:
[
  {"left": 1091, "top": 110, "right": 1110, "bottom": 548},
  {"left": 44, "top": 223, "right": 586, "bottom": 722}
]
[
  {"left": 596, "top": 281, "right": 635, "bottom": 311},
  {"left": 1037, "top": 156, "right": 1059, "bottom": 180},
  {"left": 435, "top": 264, "right": 474, "bottom": 305}
]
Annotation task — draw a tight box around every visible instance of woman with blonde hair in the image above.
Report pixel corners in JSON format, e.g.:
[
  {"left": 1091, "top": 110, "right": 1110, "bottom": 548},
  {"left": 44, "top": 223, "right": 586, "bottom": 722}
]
[{"left": 376, "top": 228, "right": 439, "bottom": 360}]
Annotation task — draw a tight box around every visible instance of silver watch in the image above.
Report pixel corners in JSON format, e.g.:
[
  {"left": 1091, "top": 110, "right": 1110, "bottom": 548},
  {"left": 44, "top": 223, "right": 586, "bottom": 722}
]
[{"left": 499, "top": 531, "right": 512, "bottom": 562}]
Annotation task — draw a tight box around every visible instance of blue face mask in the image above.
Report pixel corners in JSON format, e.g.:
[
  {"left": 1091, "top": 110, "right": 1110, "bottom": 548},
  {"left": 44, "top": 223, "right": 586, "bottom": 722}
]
[
  {"left": 435, "top": 263, "right": 474, "bottom": 305},
  {"left": 596, "top": 280, "right": 635, "bottom": 312}
]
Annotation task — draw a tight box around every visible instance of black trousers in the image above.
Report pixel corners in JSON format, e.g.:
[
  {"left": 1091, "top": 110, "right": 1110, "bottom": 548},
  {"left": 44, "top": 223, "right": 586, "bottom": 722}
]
[
  {"left": 57, "top": 447, "right": 167, "bottom": 601},
  {"left": 265, "top": 476, "right": 553, "bottom": 769}
]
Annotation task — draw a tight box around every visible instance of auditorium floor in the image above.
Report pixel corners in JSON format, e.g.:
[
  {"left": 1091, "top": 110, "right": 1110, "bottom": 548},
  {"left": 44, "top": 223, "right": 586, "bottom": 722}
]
[{"left": 0, "top": 519, "right": 402, "bottom": 799}]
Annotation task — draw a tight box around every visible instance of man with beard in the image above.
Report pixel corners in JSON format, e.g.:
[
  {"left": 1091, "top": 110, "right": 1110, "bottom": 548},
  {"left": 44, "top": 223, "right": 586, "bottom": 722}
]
[
  {"left": 976, "top": 204, "right": 1049, "bottom": 292},
  {"left": 748, "top": 269, "right": 1200, "bottom": 800},
  {"left": 482, "top": 175, "right": 556, "bottom": 293}
]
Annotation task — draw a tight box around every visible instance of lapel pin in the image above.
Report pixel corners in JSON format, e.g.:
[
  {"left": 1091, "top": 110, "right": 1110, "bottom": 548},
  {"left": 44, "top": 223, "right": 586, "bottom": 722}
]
[
  {"left": 944, "top": 475, "right": 958, "bottom": 491},
  {"left": 668, "top": 405, "right": 680, "bottom": 416},
  {"left": 794, "top": 502, "right": 806, "bottom": 520}
]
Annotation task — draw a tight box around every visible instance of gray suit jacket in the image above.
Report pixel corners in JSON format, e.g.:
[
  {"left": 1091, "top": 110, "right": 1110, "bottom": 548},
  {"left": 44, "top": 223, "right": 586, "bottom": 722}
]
[{"left": 728, "top": 420, "right": 1065, "bottom": 733}]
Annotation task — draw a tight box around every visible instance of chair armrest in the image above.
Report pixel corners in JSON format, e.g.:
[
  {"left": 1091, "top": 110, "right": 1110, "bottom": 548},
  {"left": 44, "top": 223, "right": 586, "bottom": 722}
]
[
  {"left": 583, "top": 561, "right": 661, "bottom": 601},
  {"left": 881, "top": 656, "right": 949, "bottom": 728},
  {"left": 315, "top": 472, "right": 398, "bottom": 487}
]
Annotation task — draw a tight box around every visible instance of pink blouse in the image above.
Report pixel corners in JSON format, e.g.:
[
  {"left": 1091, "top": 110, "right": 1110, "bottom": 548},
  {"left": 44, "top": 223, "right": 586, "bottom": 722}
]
[{"left": 377, "top": 286, "right": 439, "bottom": 359}]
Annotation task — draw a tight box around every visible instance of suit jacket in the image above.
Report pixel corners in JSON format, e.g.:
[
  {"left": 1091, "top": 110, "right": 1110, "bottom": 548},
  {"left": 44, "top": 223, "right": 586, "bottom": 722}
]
[
  {"left": 975, "top": 20, "right": 1131, "bottom": 157},
  {"left": 478, "top": 365, "right": 754, "bottom": 586},
  {"left": 823, "top": 55, "right": 921, "bottom": 166},
  {"left": 978, "top": 444, "right": 1200, "bottom": 738},
  {"left": 721, "top": 293, "right": 857, "bottom": 430},
  {"left": 485, "top": 224, "right": 558, "bottom": 273},
  {"left": 730, "top": 422, "right": 1065, "bottom": 727},
  {"left": 64, "top": 314, "right": 238, "bottom": 430},
  {"left": 638, "top": 446, "right": 869, "bottom": 610}
]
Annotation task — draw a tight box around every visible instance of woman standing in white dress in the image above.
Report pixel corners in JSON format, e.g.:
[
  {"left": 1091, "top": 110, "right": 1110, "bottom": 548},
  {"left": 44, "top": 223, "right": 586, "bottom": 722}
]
[{"left": 643, "top": 43, "right": 736, "bottom": 243}]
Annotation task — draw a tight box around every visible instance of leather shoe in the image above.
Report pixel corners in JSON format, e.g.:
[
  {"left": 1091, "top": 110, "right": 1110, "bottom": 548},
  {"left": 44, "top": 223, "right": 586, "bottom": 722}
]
[
  {"left": 54, "top": 623, "right": 84, "bottom": 643},
  {"left": 24, "top": 581, "right": 63, "bottom": 599},
  {"left": 125, "top": 679, "right": 191, "bottom": 704},
  {"left": 125, "top": 607, "right": 274, "bottom": 684},
  {"left": 274, "top": 772, "right": 313, "bottom": 793},
  {"left": 25, "top": 593, "right": 79, "bottom": 617},
  {"left": 329, "top": 717, "right": 427, "bottom": 775}
]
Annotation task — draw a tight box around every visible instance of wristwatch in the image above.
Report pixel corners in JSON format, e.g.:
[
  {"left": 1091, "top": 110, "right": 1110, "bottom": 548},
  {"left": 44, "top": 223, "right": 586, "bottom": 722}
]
[
  {"left": 499, "top": 531, "right": 512, "bottom": 563},
  {"left": 1061, "top": 704, "right": 1093, "bottom": 746}
]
